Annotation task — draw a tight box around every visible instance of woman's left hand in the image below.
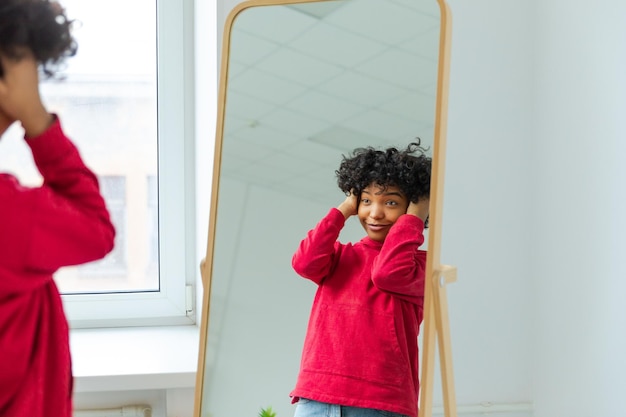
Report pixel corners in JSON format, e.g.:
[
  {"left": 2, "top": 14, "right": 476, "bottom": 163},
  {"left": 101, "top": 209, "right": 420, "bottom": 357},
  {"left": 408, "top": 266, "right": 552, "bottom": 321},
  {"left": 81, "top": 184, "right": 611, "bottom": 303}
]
[
  {"left": 0, "top": 50, "right": 52, "bottom": 138},
  {"left": 407, "top": 198, "right": 429, "bottom": 222}
]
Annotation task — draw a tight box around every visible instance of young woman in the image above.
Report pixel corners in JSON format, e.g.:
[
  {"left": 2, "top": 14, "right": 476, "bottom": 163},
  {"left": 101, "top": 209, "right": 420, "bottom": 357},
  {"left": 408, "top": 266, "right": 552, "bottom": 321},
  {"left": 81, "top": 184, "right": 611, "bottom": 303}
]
[
  {"left": 291, "top": 142, "right": 431, "bottom": 417},
  {"left": 0, "top": 2, "right": 115, "bottom": 416}
]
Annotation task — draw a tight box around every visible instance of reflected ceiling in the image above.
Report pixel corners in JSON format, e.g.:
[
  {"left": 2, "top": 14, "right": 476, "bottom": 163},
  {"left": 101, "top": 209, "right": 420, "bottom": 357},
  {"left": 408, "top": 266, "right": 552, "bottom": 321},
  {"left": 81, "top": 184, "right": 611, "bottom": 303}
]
[{"left": 221, "top": 0, "right": 439, "bottom": 204}]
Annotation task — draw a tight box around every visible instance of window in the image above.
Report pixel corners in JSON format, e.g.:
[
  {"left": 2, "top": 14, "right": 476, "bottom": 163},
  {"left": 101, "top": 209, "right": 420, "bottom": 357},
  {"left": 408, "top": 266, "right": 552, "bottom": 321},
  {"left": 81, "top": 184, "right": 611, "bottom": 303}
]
[
  {"left": 0, "top": 0, "right": 197, "bottom": 327},
  {"left": 147, "top": 175, "right": 159, "bottom": 276},
  {"left": 76, "top": 176, "right": 128, "bottom": 281}
]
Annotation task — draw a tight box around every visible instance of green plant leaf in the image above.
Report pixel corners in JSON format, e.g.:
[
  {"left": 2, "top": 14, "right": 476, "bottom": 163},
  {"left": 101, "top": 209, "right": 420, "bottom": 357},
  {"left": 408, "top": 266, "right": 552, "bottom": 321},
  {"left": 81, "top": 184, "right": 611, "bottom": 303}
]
[{"left": 258, "top": 406, "right": 276, "bottom": 417}]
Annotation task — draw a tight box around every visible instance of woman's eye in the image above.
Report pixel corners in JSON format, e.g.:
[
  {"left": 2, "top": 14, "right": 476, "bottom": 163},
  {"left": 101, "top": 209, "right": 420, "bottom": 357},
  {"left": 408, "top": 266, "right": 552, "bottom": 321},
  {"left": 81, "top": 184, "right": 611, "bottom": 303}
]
[
  {"left": 361, "top": 198, "right": 370, "bottom": 204},
  {"left": 387, "top": 201, "right": 398, "bottom": 206}
]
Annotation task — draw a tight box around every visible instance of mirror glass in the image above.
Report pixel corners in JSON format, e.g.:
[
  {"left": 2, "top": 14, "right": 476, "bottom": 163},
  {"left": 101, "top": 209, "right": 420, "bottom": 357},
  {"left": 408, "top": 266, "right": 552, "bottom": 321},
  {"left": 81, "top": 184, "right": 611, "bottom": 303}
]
[{"left": 201, "top": 0, "right": 441, "bottom": 415}]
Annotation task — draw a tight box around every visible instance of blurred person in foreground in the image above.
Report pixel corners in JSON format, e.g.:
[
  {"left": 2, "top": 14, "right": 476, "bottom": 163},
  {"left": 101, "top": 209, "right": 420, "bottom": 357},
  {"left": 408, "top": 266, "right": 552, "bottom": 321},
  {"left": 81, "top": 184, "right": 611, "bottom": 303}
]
[{"left": 0, "top": 1, "right": 115, "bottom": 416}]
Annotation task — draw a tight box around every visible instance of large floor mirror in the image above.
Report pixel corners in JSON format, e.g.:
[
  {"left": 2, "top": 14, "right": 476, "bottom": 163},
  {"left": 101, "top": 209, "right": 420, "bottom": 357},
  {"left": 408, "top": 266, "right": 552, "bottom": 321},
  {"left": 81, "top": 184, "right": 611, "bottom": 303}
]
[{"left": 195, "top": 0, "right": 453, "bottom": 416}]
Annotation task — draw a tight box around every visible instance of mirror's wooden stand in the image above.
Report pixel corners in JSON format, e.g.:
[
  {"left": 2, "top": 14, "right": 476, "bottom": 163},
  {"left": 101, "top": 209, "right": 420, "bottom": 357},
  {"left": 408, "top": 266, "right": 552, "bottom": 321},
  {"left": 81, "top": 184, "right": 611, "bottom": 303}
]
[
  {"left": 418, "top": 2, "right": 457, "bottom": 417},
  {"left": 419, "top": 265, "right": 458, "bottom": 417}
]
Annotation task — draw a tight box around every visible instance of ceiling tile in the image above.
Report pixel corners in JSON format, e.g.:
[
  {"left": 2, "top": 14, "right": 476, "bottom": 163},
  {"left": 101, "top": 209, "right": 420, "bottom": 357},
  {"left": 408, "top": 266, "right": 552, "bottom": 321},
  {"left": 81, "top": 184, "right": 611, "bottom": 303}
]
[
  {"left": 397, "top": 27, "right": 440, "bottom": 61},
  {"left": 316, "top": 71, "right": 406, "bottom": 107},
  {"left": 356, "top": 48, "right": 436, "bottom": 91},
  {"left": 308, "top": 125, "right": 385, "bottom": 152},
  {"left": 222, "top": 114, "right": 251, "bottom": 136},
  {"left": 228, "top": 67, "right": 308, "bottom": 105},
  {"left": 230, "top": 123, "right": 304, "bottom": 151},
  {"left": 280, "top": 138, "right": 346, "bottom": 166},
  {"left": 261, "top": 108, "right": 330, "bottom": 138},
  {"left": 229, "top": 29, "right": 279, "bottom": 66},
  {"left": 256, "top": 151, "right": 321, "bottom": 175},
  {"left": 221, "top": 134, "right": 277, "bottom": 162},
  {"left": 256, "top": 48, "right": 344, "bottom": 87},
  {"left": 224, "top": 90, "right": 276, "bottom": 120},
  {"left": 287, "top": 1, "right": 348, "bottom": 20},
  {"left": 341, "top": 109, "right": 427, "bottom": 143},
  {"left": 234, "top": 160, "right": 302, "bottom": 187},
  {"left": 325, "top": 0, "right": 437, "bottom": 45},
  {"left": 390, "top": 0, "right": 440, "bottom": 17},
  {"left": 289, "top": 21, "right": 388, "bottom": 68},
  {"left": 378, "top": 91, "right": 436, "bottom": 125},
  {"left": 280, "top": 168, "right": 339, "bottom": 199},
  {"left": 284, "top": 90, "right": 366, "bottom": 124},
  {"left": 233, "top": 4, "right": 318, "bottom": 44}
]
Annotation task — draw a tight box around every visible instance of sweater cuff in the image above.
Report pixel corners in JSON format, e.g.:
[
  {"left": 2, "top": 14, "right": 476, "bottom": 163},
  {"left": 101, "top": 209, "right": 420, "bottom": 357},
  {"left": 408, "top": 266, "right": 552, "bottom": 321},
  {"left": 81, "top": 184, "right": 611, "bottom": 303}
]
[
  {"left": 25, "top": 116, "right": 75, "bottom": 162},
  {"left": 327, "top": 207, "right": 347, "bottom": 227},
  {"left": 393, "top": 214, "right": 425, "bottom": 237},
  {"left": 399, "top": 213, "right": 425, "bottom": 228}
]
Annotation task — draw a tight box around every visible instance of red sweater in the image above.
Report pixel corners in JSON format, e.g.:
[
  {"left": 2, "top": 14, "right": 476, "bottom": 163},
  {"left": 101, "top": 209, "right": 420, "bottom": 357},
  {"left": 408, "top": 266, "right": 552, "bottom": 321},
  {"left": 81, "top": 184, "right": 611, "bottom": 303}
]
[
  {"left": 290, "top": 208, "right": 426, "bottom": 417},
  {"left": 0, "top": 118, "right": 115, "bottom": 417}
]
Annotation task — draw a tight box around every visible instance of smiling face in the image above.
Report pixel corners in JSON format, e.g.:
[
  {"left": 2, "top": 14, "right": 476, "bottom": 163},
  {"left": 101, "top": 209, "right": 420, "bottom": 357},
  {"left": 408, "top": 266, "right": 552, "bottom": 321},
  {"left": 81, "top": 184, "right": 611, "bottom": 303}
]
[{"left": 358, "top": 183, "right": 409, "bottom": 242}]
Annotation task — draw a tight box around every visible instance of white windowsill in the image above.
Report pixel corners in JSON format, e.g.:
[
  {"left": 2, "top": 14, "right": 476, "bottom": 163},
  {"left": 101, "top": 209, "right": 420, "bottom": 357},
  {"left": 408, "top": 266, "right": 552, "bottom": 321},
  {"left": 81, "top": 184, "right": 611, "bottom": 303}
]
[{"left": 70, "top": 325, "right": 199, "bottom": 393}]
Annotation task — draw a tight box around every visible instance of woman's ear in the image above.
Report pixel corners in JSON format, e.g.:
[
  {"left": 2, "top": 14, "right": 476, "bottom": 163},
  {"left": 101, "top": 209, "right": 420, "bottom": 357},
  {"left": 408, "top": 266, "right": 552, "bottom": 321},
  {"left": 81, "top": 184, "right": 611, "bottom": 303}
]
[
  {"left": 0, "top": 107, "right": 15, "bottom": 137},
  {"left": 0, "top": 59, "right": 13, "bottom": 135},
  {"left": 0, "top": 55, "right": 8, "bottom": 96}
]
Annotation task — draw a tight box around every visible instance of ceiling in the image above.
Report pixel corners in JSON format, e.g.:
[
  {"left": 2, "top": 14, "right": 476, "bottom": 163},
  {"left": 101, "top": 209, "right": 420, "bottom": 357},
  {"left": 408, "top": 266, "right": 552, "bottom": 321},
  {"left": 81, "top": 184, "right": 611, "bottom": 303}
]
[{"left": 218, "top": 0, "right": 441, "bottom": 204}]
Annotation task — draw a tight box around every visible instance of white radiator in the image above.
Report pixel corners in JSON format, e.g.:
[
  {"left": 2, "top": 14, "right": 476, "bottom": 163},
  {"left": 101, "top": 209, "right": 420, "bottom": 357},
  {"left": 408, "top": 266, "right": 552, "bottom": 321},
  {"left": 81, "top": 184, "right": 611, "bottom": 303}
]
[{"left": 74, "top": 405, "right": 152, "bottom": 417}]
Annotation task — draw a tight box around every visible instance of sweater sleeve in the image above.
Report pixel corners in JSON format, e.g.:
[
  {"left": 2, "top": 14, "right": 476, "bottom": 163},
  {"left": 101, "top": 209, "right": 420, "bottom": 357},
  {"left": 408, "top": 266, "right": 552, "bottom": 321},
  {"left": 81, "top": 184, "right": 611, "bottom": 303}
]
[
  {"left": 371, "top": 214, "right": 426, "bottom": 304},
  {"left": 292, "top": 208, "right": 345, "bottom": 285},
  {"left": 4, "top": 117, "right": 116, "bottom": 273}
]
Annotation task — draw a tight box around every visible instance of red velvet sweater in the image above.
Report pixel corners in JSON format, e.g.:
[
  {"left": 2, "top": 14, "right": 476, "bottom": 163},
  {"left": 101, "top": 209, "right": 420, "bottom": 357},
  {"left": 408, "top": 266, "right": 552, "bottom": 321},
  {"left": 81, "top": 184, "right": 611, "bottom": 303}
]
[
  {"left": 290, "top": 208, "right": 426, "bottom": 417},
  {"left": 0, "top": 118, "right": 115, "bottom": 417}
]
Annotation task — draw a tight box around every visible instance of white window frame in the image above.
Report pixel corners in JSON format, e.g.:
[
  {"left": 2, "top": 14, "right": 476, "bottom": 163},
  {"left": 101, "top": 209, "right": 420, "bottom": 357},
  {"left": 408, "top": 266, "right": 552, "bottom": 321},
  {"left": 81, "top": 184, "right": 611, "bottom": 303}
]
[{"left": 63, "top": 0, "right": 197, "bottom": 328}]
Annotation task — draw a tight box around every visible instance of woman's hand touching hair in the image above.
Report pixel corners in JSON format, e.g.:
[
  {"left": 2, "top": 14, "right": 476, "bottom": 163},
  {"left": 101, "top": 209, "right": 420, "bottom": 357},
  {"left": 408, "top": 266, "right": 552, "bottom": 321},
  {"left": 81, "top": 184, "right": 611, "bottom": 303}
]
[
  {"left": 0, "top": 0, "right": 77, "bottom": 137},
  {"left": 406, "top": 197, "right": 430, "bottom": 223},
  {"left": 0, "top": 51, "right": 52, "bottom": 137},
  {"left": 337, "top": 191, "right": 359, "bottom": 220}
]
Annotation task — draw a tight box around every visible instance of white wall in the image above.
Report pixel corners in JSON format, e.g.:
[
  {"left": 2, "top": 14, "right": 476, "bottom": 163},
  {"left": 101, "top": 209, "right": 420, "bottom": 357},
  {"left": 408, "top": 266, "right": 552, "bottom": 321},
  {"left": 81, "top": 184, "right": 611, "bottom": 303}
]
[
  {"left": 445, "top": 0, "right": 626, "bottom": 415},
  {"left": 440, "top": 0, "right": 626, "bottom": 415},
  {"left": 442, "top": 0, "right": 533, "bottom": 407},
  {"left": 532, "top": 1, "right": 626, "bottom": 416}
]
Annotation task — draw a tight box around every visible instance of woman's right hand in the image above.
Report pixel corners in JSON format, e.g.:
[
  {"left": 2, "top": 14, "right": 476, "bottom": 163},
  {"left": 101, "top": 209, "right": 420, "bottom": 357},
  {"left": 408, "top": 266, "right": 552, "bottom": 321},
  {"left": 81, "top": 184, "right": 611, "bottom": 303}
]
[
  {"left": 0, "top": 51, "right": 52, "bottom": 138},
  {"left": 407, "top": 197, "right": 430, "bottom": 223},
  {"left": 337, "top": 192, "right": 359, "bottom": 219}
]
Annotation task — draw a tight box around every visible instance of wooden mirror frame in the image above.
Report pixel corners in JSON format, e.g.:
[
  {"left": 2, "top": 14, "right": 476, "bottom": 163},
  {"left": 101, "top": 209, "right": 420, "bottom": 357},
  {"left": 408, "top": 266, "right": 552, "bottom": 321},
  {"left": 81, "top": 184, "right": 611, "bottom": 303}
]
[
  {"left": 417, "top": 2, "right": 456, "bottom": 417},
  {"left": 194, "top": 1, "right": 456, "bottom": 416}
]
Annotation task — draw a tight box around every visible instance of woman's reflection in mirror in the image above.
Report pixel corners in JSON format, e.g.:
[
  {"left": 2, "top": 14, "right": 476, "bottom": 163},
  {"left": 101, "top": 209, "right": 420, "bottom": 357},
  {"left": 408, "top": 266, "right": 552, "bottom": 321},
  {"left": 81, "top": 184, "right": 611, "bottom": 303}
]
[{"left": 290, "top": 142, "right": 431, "bottom": 417}]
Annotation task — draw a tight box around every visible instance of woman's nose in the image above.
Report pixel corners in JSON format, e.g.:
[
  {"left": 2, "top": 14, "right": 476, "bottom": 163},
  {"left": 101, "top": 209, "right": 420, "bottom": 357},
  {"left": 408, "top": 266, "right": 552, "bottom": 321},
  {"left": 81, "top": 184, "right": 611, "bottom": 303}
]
[{"left": 369, "top": 204, "right": 384, "bottom": 219}]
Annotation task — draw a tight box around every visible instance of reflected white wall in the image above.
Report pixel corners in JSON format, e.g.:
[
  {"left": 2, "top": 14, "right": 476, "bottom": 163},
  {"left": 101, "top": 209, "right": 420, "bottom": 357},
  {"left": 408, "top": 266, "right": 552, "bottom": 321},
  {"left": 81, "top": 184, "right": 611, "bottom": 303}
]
[{"left": 202, "top": 177, "right": 367, "bottom": 416}]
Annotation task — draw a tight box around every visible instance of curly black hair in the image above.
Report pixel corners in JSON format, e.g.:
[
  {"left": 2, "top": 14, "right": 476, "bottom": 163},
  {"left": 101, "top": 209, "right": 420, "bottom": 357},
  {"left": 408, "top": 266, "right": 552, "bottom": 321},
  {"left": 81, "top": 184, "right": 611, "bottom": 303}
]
[
  {"left": 336, "top": 141, "right": 431, "bottom": 204},
  {"left": 0, "top": 0, "right": 77, "bottom": 78}
]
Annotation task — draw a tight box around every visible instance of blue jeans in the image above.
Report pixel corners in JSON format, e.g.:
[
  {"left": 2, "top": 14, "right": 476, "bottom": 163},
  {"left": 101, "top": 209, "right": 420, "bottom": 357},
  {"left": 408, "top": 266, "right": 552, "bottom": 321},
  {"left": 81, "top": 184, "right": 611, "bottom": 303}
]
[{"left": 294, "top": 398, "right": 409, "bottom": 417}]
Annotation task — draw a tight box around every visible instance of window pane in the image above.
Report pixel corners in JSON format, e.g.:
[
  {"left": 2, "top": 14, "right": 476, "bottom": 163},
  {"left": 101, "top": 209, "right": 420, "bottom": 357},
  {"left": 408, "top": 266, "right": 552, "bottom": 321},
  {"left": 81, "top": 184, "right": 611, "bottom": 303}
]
[
  {"left": 78, "top": 176, "right": 128, "bottom": 277},
  {"left": 147, "top": 174, "right": 159, "bottom": 277},
  {"left": 0, "top": 0, "right": 160, "bottom": 294}
]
